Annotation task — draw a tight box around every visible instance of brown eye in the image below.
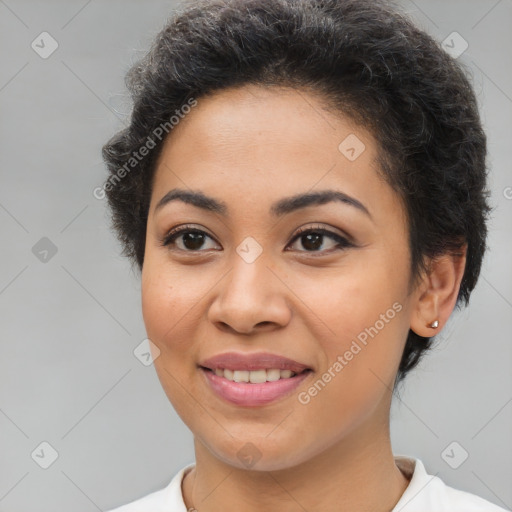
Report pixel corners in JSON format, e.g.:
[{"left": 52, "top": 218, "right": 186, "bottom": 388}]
[
  {"left": 160, "top": 224, "right": 353, "bottom": 255},
  {"left": 288, "top": 226, "right": 353, "bottom": 254},
  {"left": 161, "top": 226, "right": 219, "bottom": 252}
]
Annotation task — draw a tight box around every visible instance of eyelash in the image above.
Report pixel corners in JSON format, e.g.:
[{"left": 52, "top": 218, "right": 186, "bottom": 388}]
[{"left": 159, "top": 224, "right": 354, "bottom": 255}]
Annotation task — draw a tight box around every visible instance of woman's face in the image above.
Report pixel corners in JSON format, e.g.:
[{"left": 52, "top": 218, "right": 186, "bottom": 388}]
[{"left": 141, "top": 85, "right": 418, "bottom": 470}]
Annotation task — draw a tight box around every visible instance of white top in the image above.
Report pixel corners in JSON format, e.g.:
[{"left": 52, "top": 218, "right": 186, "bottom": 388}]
[{"left": 105, "top": 455, "right": 509, "bottom": 512}]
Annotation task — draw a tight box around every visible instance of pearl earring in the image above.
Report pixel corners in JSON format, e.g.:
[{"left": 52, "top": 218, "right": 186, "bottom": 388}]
[{"left": 429, "top": 320, "right": 439, "bottom": 329}]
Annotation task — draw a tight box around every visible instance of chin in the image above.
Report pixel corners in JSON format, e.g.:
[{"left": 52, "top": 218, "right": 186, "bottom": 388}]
[{"left": 201, "top": 433, "right": 316, "bottom": 472}]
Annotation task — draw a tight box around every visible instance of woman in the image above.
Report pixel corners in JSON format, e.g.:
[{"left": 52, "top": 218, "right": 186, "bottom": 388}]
[{"left": 101, "top": 0, "right": 506, "bottom": 510}]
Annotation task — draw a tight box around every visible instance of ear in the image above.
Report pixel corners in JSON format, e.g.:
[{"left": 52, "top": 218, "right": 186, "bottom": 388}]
[{"left": 410, "top": 245, "right": 467, "bottom": 337}]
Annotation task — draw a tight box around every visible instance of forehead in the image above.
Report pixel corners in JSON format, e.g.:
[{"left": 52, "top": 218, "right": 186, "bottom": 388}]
[
  {"left": 150, "top": 85, "right": 399, "bottom": 224},
  {"left": 157, "top": 85, "right": 375, "bottom": 165}
]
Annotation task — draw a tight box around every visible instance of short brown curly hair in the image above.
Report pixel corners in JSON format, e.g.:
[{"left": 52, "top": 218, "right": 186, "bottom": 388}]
[{"left": 101, "top": 0, "right": 491, "bottom": 387}]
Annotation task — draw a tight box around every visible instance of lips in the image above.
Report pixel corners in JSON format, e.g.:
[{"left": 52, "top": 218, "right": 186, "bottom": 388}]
[
  {"left": 199, "top": 352, "right": 313, "bottom": 406},
  {"left": 199, "top": 351, "right": 311, "bottom": 373}
]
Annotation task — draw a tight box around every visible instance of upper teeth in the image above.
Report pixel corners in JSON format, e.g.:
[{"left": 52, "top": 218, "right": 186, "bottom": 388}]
[{"left": 213, "top": 368, "right": 296, "bottom": 383}]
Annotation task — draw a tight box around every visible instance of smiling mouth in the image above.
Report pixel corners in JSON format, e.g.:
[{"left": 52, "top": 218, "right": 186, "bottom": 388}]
[{"left": 200, "top": 367, "right": 312, "bottom": 383}]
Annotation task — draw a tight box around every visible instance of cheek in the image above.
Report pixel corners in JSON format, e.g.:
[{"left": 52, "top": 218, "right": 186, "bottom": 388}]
[
  {"left": 296, "top": 259, "right": 408, "bottom": 398},
  {"left": 141, "top": 263, "right": 202, "bottom": 419},
  {"left": 293, "top": 291, "right": 405, "bottom": 447},
  {"left": 141, "top": 261, "right": 204, "bottom": 350},
  {"left": 298, "top": 257, "right": 405, "bottom": 341}
]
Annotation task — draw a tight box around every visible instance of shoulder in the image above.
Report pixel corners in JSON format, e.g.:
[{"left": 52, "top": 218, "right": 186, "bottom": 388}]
[
  {"left": 393, "top": 456, "right": 509, "bottom": 512},
  {"left": 105, "top": 488, "right": 166, "bottom": 512},
  {"left": 104, "top": 463, "right": 195, "bottom": 512}
]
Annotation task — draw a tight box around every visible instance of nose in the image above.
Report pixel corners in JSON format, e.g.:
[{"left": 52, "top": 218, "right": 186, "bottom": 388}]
[{"left": 207, "top": 254, "right": 292, "bottom": 335}]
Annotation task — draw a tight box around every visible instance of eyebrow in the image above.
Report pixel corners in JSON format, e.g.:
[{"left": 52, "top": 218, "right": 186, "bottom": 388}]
[{"left": 154, "top": 188, "right": 372, "bottom": 219}]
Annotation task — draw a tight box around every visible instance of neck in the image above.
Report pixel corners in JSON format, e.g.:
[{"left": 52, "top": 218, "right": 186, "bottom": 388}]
[{"left": 182, "top": 418, "right": 410, "bottom": 512}]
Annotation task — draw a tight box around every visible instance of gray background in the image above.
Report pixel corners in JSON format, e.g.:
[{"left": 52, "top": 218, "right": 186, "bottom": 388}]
[{"left": 0, "top": 0, "right": 511, "bottom": 510}]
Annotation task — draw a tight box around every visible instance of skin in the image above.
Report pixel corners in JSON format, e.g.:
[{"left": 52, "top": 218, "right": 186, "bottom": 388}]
[{"left": 141, "top": 84, "right": 466, "bottom": 512}]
